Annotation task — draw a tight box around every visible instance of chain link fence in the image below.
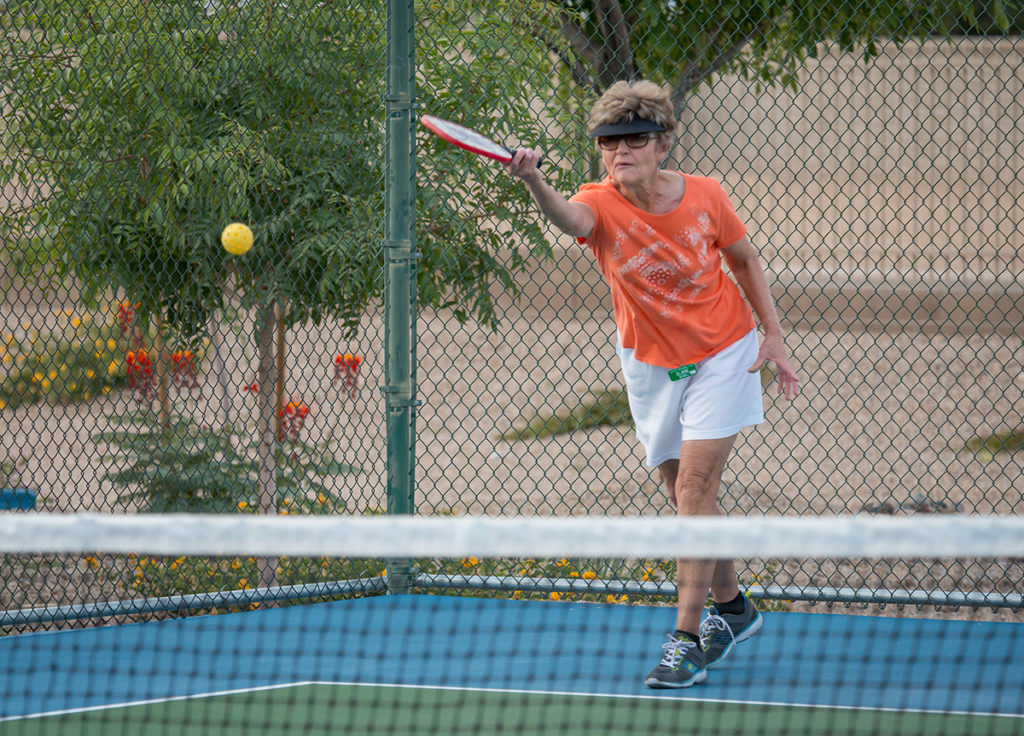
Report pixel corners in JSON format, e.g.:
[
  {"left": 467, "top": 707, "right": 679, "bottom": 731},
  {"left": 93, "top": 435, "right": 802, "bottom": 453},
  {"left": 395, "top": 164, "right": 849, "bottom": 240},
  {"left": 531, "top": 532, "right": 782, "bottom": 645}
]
[{"left": 1, "top": 0, "right": 1022, "bottom": 626}]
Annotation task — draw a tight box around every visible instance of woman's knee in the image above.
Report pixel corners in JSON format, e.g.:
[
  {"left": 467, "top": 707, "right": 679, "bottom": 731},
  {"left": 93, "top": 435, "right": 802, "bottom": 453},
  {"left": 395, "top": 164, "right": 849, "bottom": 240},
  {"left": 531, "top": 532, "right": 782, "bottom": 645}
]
[{"left": 673, "top": 467, "right": 721, "bottom": 512}]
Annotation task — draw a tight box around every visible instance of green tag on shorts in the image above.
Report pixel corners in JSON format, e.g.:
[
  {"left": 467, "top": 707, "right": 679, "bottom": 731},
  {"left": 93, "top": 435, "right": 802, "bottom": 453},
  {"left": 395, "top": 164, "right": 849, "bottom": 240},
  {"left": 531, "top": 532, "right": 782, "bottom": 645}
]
[{"left": 668, "top": 363, "right": 697, "bottom": 381}]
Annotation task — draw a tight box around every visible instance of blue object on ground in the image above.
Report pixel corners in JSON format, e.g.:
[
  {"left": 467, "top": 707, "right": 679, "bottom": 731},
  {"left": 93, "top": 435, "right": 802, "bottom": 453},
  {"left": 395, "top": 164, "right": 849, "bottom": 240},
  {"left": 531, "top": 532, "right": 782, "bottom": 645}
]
[{"left": 0, "top": 488, "right": 36, "bottom": 510}]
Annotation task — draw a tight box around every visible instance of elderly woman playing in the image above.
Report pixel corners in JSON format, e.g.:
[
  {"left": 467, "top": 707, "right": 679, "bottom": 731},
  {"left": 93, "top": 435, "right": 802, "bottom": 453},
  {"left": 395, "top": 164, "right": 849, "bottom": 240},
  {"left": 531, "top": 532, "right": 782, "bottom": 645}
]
[{"left": 504, "top": 79, "right": 800, "bottom": 689}]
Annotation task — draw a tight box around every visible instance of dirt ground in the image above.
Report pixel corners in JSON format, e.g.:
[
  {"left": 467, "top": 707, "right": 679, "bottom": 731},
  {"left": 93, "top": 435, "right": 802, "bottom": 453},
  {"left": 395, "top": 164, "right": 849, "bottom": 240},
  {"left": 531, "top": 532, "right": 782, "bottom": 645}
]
[{"left": 2, "top": 244, "right": 1022, "bottom": 624}]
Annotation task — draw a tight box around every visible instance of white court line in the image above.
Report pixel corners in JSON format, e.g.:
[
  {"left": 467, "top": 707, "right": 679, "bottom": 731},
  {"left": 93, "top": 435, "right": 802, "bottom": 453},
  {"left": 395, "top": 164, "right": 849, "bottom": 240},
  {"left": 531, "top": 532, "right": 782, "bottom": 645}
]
[{"left": 3, "top": 680, "right": 1021, "bottom": 723}]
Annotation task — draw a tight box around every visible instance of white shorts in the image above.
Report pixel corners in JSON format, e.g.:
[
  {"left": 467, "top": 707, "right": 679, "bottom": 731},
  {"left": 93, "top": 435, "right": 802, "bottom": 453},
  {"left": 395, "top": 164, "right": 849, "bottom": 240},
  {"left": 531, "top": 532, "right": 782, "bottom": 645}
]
[{"left": 616, "top": 330, "right": 765, "bottom": 467}]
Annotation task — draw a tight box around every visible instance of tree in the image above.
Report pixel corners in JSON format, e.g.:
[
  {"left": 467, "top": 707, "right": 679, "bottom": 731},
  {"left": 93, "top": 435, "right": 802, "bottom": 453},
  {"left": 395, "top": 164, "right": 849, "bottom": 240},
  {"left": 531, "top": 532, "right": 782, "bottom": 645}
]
[
  {"left": 534, "top": 0, "right": 1021, "bottom": 115},
  {"left": 1, "top": 0, "right": 569, "bottom": 591},
  {"left": 0, "top": 0, "right": 557, "bottom": 344}
]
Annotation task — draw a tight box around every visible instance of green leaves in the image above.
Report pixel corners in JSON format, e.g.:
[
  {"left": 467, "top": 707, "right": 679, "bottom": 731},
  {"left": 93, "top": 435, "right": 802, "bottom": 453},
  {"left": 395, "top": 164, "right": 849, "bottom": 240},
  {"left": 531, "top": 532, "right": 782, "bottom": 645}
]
[
  {"left": 1, "top": 0, "right": 562, "bottom": 345},
  {"left": 93, "top": 408, "right": 360, "bottom": 513},
  {"left": 543, "top": 0, "right": 1018, "bottom": 105}
]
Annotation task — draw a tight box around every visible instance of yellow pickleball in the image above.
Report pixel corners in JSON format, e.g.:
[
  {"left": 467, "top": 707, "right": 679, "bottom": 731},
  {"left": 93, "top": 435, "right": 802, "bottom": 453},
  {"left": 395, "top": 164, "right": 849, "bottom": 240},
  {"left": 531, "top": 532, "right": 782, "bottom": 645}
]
[{"left": 221, "top": 223, "right": 254, "bottom": 255}]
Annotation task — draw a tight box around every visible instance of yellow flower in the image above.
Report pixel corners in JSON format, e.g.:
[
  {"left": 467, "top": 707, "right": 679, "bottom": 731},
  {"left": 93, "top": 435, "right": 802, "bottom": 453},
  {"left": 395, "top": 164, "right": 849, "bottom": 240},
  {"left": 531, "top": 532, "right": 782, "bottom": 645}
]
[
  {"left": 84, "top": 556, "right": 100, "bottom": 570},
  {"left": 549, "top": 592, "right": 561, "bottom": 601},
  {"left": 462, "top": 557, "right": 479, "bottom": 568},
  {"left": 582, "top": 571, "right": 597, "bottom": 580},
  {"left": 556, "top": 558, "right": 568, "bottom": 567},
  {"left": 317, "top": 493, "right": 327, "bottom": 504},
  {"left": 85, "top": 369, "right": 95, "bottom": 379},
  {"left": 107, "top": 338, "right": 116, "bottom": 351},
  {"left": 48, "top": 370, "right": 57, "bottom": 380},
  {"left": 237, "top": 501, "right": 248, "bottom": 511},
  {"left": 32, "top": 371, "right": 43, "bottom": 383},
  {"left": 71, "top": 317, "right": 81, "bottom": 328},
  {"left": 107, "top": 360, "right": 118, "bottom": 376}
]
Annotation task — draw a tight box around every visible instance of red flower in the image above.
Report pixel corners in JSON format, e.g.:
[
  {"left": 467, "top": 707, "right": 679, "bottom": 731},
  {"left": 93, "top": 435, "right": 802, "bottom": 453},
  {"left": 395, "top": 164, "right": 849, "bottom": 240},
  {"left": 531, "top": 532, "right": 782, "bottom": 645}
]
[
  {"left": 126, "top": 349, "right": 155, "bottom": 403},
  {"left": 171, "top": 349, "right": 199, "bottom": 390},
  {"left": 116, "top": 301, "right": 138, "bottom": 334},
  {"left": 333, "top": 353, "right": 362, "bottom": 399},
  {"left": 278, "top": 400, "right": 311, "bottom": 441}
]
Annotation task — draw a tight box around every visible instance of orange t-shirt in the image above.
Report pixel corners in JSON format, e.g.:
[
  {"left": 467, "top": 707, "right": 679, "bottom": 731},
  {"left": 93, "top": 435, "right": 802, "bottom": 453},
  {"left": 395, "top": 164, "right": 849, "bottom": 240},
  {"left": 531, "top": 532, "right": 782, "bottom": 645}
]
[{"left": 571, "top": 173, "right": 754, "bottom": 369}]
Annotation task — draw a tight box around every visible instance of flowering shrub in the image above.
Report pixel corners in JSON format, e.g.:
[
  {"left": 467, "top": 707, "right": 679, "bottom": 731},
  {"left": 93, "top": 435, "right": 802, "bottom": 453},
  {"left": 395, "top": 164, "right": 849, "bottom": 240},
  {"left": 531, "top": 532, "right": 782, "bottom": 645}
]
[
  {"left": 116, "top": 301, "right": 143, "bottom": 347},
  {"left": 0, "top": 310, "right": 128, "bottom": 409},
  {"left": 94, "top": 403, "right": 359, "bottom": 514},
  {"left": 125, "top": 349, "right": 156, "bottom": 404},
  {"left": 124, "top": 346, "right": 201, "bottom": 407},
  {"left": 279, "top": 400, "right": 311, "bottom": 442},
  {"left": 171, "top": 350, "right": 200, "bottom": 391},
  {"left": 333, "top": 353, "right": 362, "bottom": 399}
]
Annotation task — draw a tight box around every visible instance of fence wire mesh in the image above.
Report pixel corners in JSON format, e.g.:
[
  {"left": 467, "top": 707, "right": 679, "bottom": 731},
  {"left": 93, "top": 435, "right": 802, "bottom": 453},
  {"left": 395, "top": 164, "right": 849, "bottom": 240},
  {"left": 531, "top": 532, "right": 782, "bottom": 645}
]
[{"left": 1, "top": 0, "right": 1022, "bottom": 624}]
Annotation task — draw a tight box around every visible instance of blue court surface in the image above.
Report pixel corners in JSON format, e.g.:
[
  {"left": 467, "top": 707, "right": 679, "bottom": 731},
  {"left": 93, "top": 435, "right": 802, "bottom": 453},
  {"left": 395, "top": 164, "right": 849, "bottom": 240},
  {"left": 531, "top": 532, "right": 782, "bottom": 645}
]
[{"left": 2, "top": 594, "right": 1022, "bottom": 734}]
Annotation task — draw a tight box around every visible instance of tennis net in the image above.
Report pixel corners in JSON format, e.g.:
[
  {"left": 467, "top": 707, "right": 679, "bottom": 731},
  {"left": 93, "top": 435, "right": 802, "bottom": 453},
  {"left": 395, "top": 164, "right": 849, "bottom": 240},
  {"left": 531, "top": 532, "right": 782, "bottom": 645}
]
[{"left": 2, "top": 513, "right": 1023, "bottom": 735}]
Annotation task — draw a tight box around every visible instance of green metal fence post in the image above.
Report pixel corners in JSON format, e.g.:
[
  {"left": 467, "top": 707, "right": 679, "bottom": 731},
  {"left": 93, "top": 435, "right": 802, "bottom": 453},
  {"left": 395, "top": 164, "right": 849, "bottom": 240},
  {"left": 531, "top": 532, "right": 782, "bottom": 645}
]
[{"left": 384, "top": 0, "right": 418, "bottom": 594}]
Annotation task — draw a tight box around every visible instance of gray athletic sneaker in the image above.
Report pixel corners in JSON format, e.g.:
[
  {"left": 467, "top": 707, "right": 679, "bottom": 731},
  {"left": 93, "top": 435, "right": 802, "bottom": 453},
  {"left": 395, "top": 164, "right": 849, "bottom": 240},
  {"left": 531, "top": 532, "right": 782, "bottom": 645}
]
[
  {"left": 644, "top": 633, "right": 707, "bottom": 688},
  {"left": 699, "top": 597, "right": 763, "bottom": 668}
]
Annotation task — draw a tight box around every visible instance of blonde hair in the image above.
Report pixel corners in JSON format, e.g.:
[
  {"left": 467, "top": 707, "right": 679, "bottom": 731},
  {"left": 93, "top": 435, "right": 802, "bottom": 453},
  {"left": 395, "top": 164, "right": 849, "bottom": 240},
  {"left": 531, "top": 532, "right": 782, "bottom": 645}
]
[{"left": 588, "top": 80, "right": 676, "bottom": 149}]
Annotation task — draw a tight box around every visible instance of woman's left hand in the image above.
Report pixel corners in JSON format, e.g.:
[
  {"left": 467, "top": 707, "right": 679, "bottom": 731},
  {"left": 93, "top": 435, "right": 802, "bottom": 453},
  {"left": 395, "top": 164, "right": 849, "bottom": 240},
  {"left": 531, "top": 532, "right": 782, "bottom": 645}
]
[{"left": 748, "top": 334, "right": 800, "bottom": 400}]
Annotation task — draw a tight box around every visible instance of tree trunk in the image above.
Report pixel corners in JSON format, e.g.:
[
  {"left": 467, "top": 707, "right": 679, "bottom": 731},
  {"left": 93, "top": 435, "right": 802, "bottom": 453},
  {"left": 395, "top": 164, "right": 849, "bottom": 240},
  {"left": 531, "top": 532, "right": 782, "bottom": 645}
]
[{"left": 255, "top": 303, "right": 280, "bottom": 592}]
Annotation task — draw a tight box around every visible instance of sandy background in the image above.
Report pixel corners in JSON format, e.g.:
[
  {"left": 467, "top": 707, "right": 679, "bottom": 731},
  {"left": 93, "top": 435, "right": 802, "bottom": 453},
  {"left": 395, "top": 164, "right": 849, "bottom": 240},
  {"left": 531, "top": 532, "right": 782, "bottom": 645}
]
[
  {"left": 2, "top": 242, "right": 1022, "bottom": 624},
  {"left": 2, "top": 37, "right": 1022, "bottom": 622},
  {"left": 5, "top": 250, "right": 1022, "bottom": 521}
]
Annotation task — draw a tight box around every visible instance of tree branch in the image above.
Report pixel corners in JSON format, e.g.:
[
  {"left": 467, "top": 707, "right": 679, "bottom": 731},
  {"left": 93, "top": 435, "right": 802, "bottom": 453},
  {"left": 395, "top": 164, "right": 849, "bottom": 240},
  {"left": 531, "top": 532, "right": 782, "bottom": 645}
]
[
  {"left": 595, "top": 0, "right": 637, "bottom": 85},
  {"left": 671, "top": 18, "right": 773, "bottom": 115},
  {"left": 532, "top": 15, "right": 601, "bottom": 94}
]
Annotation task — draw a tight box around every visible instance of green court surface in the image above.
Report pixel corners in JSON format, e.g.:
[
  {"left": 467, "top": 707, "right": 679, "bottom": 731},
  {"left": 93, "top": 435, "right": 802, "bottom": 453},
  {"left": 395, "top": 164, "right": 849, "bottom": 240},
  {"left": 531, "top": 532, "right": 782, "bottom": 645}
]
[{"left": 7, "top": 682, "right": 1022, "bottom": 736}]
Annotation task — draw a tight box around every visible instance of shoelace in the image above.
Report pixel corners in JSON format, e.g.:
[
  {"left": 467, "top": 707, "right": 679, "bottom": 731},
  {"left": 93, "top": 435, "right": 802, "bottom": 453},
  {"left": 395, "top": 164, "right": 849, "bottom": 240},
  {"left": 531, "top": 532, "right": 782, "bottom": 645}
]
[
  {"left": 698, "top": 613, "right": 734, "bottom": 648},
  {"left": 659, "top": 635, "right": 697, "bottom": 667}
]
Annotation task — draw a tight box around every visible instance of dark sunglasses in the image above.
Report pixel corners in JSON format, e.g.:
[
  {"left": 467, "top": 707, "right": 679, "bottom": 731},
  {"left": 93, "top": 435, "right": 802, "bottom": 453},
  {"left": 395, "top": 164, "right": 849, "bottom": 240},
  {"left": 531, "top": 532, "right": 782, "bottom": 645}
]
[{"left": 596, "top": 133, "right": 654, "bottom": 150}]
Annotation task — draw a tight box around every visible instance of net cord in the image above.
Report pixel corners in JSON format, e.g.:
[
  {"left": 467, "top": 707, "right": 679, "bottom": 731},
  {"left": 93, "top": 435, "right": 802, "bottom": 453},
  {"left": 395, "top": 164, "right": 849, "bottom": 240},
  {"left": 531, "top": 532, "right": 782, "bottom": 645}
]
[{"left": 3, "top": 513, "right": 1024, "bottom": 558}]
